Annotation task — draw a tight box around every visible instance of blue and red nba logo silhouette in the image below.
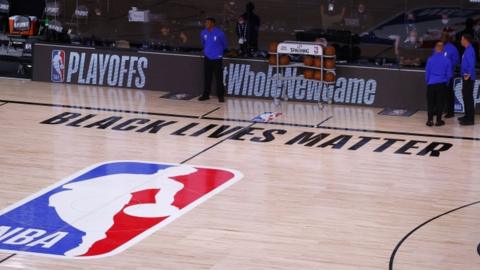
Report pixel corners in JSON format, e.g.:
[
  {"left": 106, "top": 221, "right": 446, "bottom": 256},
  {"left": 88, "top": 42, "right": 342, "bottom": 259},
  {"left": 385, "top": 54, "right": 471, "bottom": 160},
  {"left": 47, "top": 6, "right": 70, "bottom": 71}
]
[
  {"left": 51, "top": 50, "right": 65, "bottom": 83},
  {"left": 252, "top": 112, "right": 283, "bottom": 123},
  {"left": 0, "top": 161, "right": 242, "bottom": 258}
]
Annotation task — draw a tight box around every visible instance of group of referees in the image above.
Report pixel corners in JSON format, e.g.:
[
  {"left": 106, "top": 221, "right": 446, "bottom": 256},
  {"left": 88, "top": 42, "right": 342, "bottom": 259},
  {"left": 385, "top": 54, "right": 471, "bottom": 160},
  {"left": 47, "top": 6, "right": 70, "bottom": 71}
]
[{"left": 425, "top": 33, "right": 477, "bottom": 126}]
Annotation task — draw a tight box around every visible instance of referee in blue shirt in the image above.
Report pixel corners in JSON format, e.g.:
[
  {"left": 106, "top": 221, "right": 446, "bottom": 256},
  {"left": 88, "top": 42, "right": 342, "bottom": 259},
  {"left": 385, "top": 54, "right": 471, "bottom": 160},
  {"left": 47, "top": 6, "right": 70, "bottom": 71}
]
[
  {"left": 439, "top": 33, "right": 459, "bottom": 118},
  {"left": 458, "top": 34, "right": 477, "bottom": 125},
  {"left": 198, "top": 17, "right": 228, "bottom": 103},
  {"left": 425, "top": 42, "right": 452, "bottom": 127}
]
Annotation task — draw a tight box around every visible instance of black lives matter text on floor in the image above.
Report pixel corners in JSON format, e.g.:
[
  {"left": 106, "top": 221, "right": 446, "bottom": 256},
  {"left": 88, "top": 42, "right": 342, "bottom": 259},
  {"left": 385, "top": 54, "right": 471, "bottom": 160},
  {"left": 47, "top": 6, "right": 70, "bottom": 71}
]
[{"left": 40, "top": 112, "right": 453, "bottom": 157}]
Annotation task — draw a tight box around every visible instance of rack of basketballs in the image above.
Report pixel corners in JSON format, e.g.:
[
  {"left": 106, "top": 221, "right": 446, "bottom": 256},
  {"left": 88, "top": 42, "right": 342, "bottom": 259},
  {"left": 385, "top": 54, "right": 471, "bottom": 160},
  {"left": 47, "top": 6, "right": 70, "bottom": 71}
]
[{"left": 268, "top": 42, "right": 337, "bottom": 85}]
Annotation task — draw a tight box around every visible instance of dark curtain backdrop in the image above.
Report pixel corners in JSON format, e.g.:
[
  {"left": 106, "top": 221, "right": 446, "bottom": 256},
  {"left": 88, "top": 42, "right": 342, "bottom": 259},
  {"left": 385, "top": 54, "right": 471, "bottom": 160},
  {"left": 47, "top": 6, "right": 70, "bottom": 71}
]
[{"left": 10, "top": 0, "right": 45, "bottom": 17}]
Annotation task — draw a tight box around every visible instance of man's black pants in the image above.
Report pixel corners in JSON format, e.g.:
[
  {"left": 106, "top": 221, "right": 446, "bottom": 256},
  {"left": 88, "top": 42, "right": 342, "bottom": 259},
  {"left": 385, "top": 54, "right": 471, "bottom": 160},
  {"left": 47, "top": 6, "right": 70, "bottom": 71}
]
[
  {"left": 445, "top": 79, "right": 455, "bottom": 115},
  {"left": 462, "top": 79, "right": 475, "bottom": 122},
  {"left": 427, "top": 83, "right": 447, "bottom": 122},
  {"left": 202, "top": 58, "right": 224, "bottom": 98}
]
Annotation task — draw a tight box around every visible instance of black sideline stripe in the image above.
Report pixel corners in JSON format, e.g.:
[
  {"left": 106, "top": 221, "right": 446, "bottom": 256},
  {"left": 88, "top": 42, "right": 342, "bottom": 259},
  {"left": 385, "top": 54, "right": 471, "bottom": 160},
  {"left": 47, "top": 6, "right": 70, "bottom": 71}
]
[
  {"left": 200, "top": 107, "right": 221, "bottom": 119},
  {"left": 2, "top": 99, "right": 480, "bottom": 141},
  {"left": 0, "top": 254, "right": 16, "bottom": 264}
]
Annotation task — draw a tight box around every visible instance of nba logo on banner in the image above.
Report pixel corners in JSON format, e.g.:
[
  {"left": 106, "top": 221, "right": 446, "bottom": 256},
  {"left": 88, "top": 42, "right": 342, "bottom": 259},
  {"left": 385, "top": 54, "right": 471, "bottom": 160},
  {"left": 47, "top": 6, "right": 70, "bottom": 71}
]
[
  {"left": 51, "top": 50, "right": 65, "bottom": 83},
  {"left": 0, "top": 161, "right": 242, "bottom": 258}
]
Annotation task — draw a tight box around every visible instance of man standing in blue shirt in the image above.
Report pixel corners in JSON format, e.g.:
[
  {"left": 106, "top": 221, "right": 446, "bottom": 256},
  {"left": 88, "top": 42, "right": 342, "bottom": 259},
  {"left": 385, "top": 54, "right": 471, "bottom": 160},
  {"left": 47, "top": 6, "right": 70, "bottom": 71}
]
[
  {"left": 439, "top": 33, "right": 459, "bottom": 118},
  {"left": 458, "top": 34, "right": 477, "bottom": 125},
  {"left": 199, "top": 17, "right": 228, "bottom": 102},
  {"left": 425, "top": 42, "right": 452, "bottom": 127}
]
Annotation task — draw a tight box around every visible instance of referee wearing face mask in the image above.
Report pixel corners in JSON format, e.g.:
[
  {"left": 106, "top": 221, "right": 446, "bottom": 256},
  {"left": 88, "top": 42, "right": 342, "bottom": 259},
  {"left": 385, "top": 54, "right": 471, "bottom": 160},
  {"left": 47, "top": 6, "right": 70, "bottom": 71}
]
[
  {"left": 425, "top": 42, "right": 452, "bottom": 127},
  {"left": 458, "top": 34, "right": 477, "bottom": 126}
]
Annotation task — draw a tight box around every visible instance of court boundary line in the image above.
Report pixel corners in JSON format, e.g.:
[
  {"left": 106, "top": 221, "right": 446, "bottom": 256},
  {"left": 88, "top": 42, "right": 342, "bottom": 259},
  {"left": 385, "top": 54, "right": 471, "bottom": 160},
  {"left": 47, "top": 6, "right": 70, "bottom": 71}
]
[
  {"left": 2, "top": 98, "right": 480, "bottom": 141},
  {"left": 316, "top": 116, "right": 333, "bottom": 127},
  {"left": 181, "top": 123, "right": 257, "bottom": 164},
  {"left": 0, "top": 254, "right": 16, "bottom": 264},
  {"left": 0, "top": 99, "right": 15, "bottom": 263},
  {"left": 389, "top": 200, "right": 480, "bottom": 270},
  {"left": 199, "top": 107, "right": 221, "bottom": 119},
  {"left": 0, "top": 99, "right": 199, "bottom": 119}
]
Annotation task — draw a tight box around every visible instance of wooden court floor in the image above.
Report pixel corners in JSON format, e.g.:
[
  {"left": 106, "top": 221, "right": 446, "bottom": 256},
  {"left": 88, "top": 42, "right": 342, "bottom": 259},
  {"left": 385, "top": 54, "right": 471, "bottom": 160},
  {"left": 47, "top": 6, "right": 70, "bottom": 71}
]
[{"left": 0, "top": 78, "right": 480, "bottom": 269}]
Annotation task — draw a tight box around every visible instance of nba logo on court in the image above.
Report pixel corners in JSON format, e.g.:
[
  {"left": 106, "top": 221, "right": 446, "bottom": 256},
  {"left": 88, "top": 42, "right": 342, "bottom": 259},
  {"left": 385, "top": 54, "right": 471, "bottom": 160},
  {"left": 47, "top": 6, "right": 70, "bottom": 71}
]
[
  {"left": 51, "top": 50, "right": 65, "bottom": 83},
  {"left": 0, "top": 161, "right": 242, "bottom": 258}
]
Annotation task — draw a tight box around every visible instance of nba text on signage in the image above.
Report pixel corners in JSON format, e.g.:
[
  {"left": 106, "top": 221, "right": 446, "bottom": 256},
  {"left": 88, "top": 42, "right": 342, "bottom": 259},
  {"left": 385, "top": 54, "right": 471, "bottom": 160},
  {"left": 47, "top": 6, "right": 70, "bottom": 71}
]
[
  {"left": 40, "top": 112, "right": 453, "bottom": 157},
  {"left": 52, "top": 51, "right": 148, "bottom": 88}
]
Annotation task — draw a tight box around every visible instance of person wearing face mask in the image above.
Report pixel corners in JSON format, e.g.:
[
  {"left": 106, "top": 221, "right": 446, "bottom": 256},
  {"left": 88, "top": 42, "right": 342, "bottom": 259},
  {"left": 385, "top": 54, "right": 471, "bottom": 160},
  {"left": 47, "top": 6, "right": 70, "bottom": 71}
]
[
  {"left": 439, "top": 14, "right": 456, "bottom": 40},
  {"left": 440, "top": 14, "right": 450, "bottom": 29},
  {"left": 321, "top": 0, "right": 346, "bottom": 30},
  {"left": 241, "top": 2, "right": 260, "bottom": 54},
  {"left": 350, "top": 2, "right": 370, "bottom": 32},
  {"left": 403, "top": 29, "right": 422, "bottom": 49},
  {"left": 236, "top": 15, "right": 248, "bottom": 56},
  {"left": 405, "top": 13, "right": 416, "bottom": 36}
]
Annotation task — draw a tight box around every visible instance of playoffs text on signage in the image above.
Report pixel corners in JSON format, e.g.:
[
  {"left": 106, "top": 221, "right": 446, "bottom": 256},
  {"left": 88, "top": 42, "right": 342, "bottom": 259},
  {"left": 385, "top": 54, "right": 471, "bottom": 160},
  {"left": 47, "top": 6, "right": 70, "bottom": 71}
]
[
  {"left": 51, "top": 51, "right": 148, "bottom": 88},
  {"left": 0, "top": 161, "right": 242, "bottom": 258}
]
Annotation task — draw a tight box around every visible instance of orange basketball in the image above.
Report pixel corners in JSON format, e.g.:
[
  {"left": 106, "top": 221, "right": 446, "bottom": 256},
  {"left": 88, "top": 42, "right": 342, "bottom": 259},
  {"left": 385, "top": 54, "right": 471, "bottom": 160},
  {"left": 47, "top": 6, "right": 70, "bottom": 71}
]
[
  {"left": 279, "top": 55, "right": 290, "bottom": 65},
  {"left": 269, "top": 42, "right": 278, "bottom": 53},
  {"left": 304, "top": 56, "right": 314, "bottom": 66},
  {"left": 269, "top": 55, "right": 277, "bottom": 65},
  {"left": 314, "top": 71, "right": 322, "bottom": 81},
  {"left": 314, "top": 58, "right": 322, "bottom": 68},
  {"left": 324, "top": 72, "right": 336, "bottom": 82},
  {"left": 325, "top": 46, "right": 336, "bottom": 56},
  {"left": 324, "top": 59, "right": 336, "bottom": 69},
  {"left": 304, "top": 69, "right": 314, "bottom": 80}
]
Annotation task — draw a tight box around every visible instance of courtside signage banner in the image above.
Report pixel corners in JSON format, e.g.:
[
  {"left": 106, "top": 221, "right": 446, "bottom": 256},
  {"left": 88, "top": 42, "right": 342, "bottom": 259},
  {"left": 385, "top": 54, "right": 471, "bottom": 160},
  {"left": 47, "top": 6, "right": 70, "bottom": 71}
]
[
  {"left": 0, "top": 161, "right": 242, "bottom": 258},
  {"left": 32, "top": 43, "right": 480, "bottom": 111},
  {"left": 32, "top": 43, "right": 205, "bottom": 93}
]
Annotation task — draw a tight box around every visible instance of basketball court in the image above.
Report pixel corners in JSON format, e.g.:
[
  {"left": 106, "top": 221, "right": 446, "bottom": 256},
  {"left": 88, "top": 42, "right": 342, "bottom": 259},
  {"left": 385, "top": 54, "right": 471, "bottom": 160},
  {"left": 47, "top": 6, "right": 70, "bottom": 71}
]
[{"left": 0, "top": 78, "right": 479, "bottom": 269}]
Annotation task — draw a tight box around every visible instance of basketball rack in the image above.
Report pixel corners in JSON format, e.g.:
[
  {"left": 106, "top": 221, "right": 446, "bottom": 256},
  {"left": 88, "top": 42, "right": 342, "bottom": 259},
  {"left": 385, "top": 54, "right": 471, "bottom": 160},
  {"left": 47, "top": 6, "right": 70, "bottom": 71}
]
[{"left": 268, "top": 41, "right": 336, "bottom": 104}]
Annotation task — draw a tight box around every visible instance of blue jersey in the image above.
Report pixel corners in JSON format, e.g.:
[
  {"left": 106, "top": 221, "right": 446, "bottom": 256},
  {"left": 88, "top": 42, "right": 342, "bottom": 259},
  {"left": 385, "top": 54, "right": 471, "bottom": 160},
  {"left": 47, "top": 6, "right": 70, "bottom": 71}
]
[
  {"left": 461, "top": 44, "right": 477, "bottom": 81},
  {"left": 443, "top": 42, "right": 459, "bottom": 73},
  {"left": 426, "top": 52, "right": 452, "bottom": 85},
  {"left": 201, "top": 27, "right": 228, "bottom": 60}
]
